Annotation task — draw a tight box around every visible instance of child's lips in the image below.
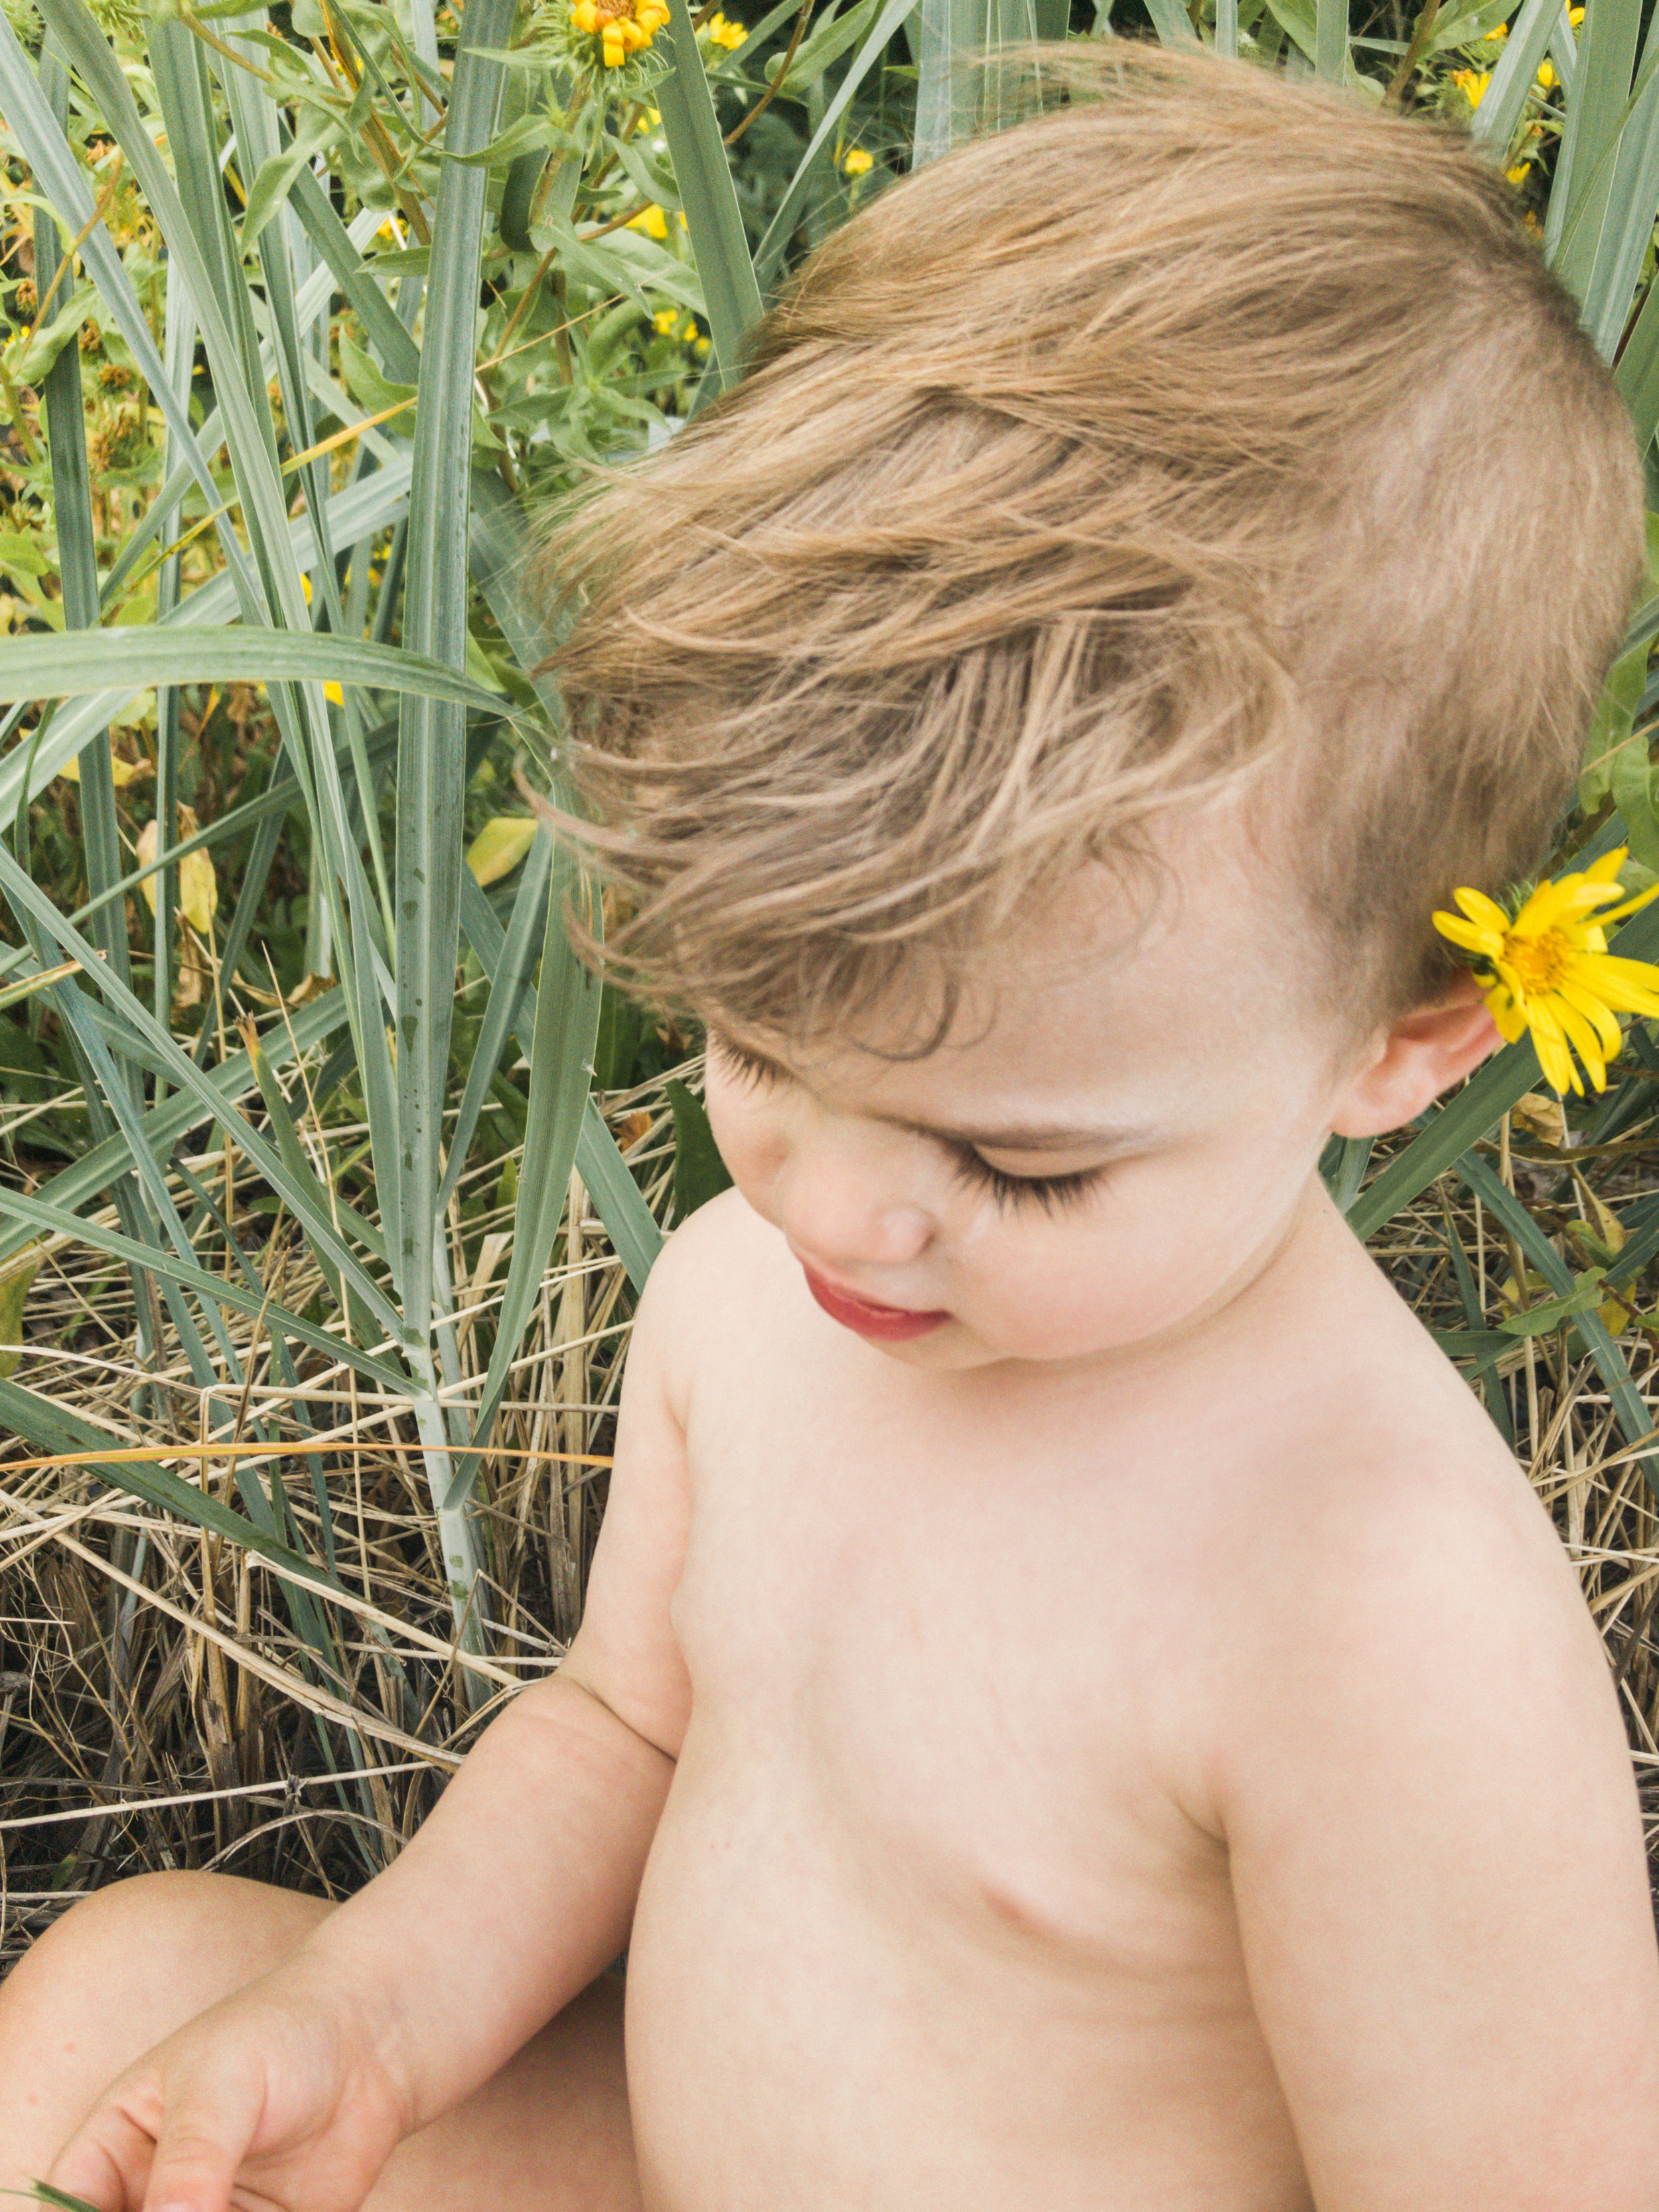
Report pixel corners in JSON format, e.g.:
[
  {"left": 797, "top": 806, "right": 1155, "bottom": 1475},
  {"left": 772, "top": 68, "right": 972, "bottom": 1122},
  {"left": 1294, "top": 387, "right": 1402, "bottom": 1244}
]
[{"left": 800, "top": 1264, "right": 951, "bottom": 1341}]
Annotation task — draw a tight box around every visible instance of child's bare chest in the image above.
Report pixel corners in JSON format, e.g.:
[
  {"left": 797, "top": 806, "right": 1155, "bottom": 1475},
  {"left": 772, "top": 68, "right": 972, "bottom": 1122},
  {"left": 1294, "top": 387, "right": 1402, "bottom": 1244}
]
[{"left": 623, "top": 1315, "right": 1309, "bottom": 2211}]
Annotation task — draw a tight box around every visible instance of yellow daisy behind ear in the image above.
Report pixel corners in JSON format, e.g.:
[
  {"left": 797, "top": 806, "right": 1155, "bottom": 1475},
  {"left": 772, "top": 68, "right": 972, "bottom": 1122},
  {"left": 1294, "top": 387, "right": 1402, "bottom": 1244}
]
[{"left": 1433, "top": 848, "right": 1659, "bottom": 1096}]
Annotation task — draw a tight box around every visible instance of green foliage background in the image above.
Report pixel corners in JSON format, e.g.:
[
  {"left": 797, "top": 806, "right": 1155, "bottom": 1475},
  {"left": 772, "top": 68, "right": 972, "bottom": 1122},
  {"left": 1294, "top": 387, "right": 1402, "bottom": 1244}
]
[{"left": 5, "top": 0, "right": 1659, "bottom": 1769}]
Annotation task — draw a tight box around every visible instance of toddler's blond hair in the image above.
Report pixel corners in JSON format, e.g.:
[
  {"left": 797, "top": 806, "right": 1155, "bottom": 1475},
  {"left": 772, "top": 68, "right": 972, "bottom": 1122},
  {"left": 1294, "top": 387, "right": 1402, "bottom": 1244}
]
[{"left": 536, "top": 40, "right": 1644, "bottom": 1043}]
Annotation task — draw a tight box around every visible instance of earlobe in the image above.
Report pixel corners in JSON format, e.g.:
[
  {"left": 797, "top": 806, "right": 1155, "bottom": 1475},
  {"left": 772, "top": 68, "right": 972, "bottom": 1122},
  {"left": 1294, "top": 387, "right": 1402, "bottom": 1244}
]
[{"left": 1329, "top": 976, "right": 1503, "bottom": 1138}]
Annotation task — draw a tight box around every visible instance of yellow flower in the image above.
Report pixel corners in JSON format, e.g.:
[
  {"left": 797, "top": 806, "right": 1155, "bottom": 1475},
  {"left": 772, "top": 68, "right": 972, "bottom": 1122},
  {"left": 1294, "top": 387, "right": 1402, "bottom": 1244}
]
[
  {"left": 1536, "top": 58, "right": 1557, "bottom": 88},
  {"left": 1452, "top": 66, "right": 1490, "bottom": 105},
  {"left": 1506, "top": 159, "right": 1532, "bottom": 185},
  {"left": 571, "top": 0, "right": 669, "bottom": 66},
  {"left": 653, "top": 306, "right": 681, "bottom": 334},
  {"left": 841, "top": 147, "right": 874, "bottom": 177},
  {"left": 705, "top": 11, "right": 747, "bottom": 44},
  {"left": 1433, "top": 848, "right": 1659, "bottom": 1094},
  {"left": 628, "top": 203, "right": 669, "bottom": 240}
]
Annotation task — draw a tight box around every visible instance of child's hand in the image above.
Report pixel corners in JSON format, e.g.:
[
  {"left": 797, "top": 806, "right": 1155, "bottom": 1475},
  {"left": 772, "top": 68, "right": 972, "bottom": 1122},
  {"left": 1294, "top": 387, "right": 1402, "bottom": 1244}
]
[{"left": 40, "top": 1958, "right": 413, "bottom": 2212}]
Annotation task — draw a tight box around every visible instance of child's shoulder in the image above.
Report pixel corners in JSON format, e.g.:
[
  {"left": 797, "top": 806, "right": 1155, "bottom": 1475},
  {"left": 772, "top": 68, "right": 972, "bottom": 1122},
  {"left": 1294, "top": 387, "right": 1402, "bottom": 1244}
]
[
  {"left": 1234, "top": 1242, "right": 1579, "bottom": 1651},
  {"left": 1194, "top": 1243, "right": 1613, "bottom": 1818},
  {"left": 1177, "top": 1215, "right": 1606, "bottom": 1778}
]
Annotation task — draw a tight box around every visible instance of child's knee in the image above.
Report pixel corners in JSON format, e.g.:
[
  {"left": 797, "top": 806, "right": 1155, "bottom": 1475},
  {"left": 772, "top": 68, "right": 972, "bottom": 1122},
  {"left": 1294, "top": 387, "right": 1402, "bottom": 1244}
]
[{"left": 1, "top": 1870, "right": 331, "bottom": 2037}]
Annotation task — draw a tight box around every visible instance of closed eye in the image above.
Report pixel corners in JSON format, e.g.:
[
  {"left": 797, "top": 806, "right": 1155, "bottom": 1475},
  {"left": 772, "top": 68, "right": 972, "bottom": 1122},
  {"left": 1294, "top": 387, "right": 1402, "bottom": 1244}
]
[
  {"left": 946, "top": 1147, "right": 1107, "bottom": 1214},
  {"left": 712, "top": 1033, "right": 1111, "bottom": 1211}
]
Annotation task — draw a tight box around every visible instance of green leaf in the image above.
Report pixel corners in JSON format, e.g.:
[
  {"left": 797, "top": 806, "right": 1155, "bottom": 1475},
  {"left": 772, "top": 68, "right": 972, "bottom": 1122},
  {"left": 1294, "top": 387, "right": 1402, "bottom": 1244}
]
[
  {"left": 0, "top": 1243, "right": 42, "bottom": 1380},
  {"left": 0, "top": 627, "right": 513, "bottom": 719},
  {"left": 1496, "top": 1270, "right": 1608, "bottom": 1333},
  {"left": 666, "top": 1076, "right": 734, "bottom": 1220},
  {"left": 656, "top": 0, "right": 765, "bottom": 382}
]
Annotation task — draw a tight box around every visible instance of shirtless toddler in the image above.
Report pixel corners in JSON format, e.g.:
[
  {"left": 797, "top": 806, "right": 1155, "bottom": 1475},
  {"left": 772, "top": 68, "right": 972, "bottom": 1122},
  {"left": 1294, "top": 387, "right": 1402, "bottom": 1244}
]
[{"left": 4, "top": 38, "right": 1659, "bottom": 2212}]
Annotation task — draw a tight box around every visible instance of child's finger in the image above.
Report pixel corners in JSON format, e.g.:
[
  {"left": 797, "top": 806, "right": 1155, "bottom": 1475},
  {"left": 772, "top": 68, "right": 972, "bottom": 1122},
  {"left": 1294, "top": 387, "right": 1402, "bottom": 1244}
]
[
  {"left": 46, "top": 2104, "right": 160, "bottom": 2212},
  {"left": 135, "top": 2089, "right": 253, "bottom": 2212}
]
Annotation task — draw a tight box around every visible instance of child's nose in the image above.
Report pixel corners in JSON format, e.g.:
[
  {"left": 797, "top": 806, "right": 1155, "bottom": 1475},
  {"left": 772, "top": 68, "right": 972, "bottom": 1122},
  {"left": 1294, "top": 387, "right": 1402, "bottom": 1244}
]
[{"left": 772, "top": 1135, "right": 933, "bottom": 1270}]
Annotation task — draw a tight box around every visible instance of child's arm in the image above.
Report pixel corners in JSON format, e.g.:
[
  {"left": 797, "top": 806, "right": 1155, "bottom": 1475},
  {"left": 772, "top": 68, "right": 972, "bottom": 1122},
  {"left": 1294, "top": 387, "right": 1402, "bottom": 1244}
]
[
  {"left": 46, "top": 1234, "right": 699, "bottom": 2212},
  {"left": 1217, "top": 1461, "right": 1659, "bottom": 2211}
]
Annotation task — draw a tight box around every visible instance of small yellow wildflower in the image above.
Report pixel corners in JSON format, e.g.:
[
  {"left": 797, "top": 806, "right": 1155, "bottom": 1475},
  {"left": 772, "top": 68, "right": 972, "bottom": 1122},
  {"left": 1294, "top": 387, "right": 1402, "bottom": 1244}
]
[
  {"left": 571, "top": 0, "right": 670, "bottom": 68},
  {"left": 1569, "top": 5, "right": 1583, "bottom": 24},
  {"left": 1433, "top": 848, "right": 1659, "bottom": 1094},
  {"left": 1506, "top": 159, "right": 1532, "bottom": 185},
  {"left": 653, "top": 306, "right": 682, "bottom": 335},
  {"left": 693, "top": 334, "right": 711, "bottom": 355},
  {"left": 628, "top": 204, "right": 669, "bottom": 240},
  {"left": 705, "top": 11, "right": 747, "bottom": 45},
  {"left": 842, "top": 147, "right": 874, "bottom": 177},
  {"left": 1452, "top": 66, "right": 1490, "bottom": 106},
  {"left": 1536, "top": 58, "right": 1557, "bottom": 88},
  {"left": 1486, "top": 18, "right": 1508, "bottom": 38}
]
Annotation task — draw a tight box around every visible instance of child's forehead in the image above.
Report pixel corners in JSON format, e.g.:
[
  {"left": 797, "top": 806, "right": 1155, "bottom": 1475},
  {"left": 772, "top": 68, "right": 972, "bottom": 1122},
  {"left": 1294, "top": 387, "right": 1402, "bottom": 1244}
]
[{"left": 737, "top": 840, "right": 1323, "bottom": 1086}]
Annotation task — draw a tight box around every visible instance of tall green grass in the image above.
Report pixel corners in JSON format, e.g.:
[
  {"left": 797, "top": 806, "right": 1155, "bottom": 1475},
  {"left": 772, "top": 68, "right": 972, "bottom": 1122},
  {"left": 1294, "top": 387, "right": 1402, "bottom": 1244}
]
[{"left": 3, "top": 0, "right": 1659, "bottom": 1777}]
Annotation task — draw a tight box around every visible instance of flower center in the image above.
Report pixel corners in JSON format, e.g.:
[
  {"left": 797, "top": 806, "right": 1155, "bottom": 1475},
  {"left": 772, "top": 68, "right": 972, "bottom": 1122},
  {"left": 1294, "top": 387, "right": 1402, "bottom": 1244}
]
[{"left": 1502, "top": 924, "right": 1573, "bottom": 995}]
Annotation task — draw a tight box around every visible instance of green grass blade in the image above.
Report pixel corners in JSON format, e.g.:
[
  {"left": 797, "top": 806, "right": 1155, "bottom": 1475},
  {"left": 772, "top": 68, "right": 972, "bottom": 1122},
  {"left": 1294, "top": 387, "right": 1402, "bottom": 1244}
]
[
  {"left": 0, "top": 846, "right": 409, "bottom": 1343},
  {"left": 0, "top": 1378, "right": 343, "bottom": 1585},
  {"left": 1614, "top": 261, "right": 1659, "bottom": 443},
  {"left": 656, "top": 0, "right": 765, "bottom": 379},
  {"left": 461, "top": 849, "right": 603, "bottom": 1465},
  {"left": 458, "top": 869, "right": 664, "bottom": 1290},
  {"left": 753, "top": 0, "right": 923, "bottom": 293},
  {"left": 437, "top": 832, "right": 552, "bottom": 1213},
  {"left": 575, "top": 1105, "right": 665, "bottom": 1293},
  {"left": 0, "top": 992, "right": 349, "bottom": 1272},
  {"left": 0, "top": 627, "right": 512, "bottom": 717},
  {"left": 33, "top": 44, "right": 131, "bottom": 1011},
  {"left": 913, "top": 0, "right": 983, "bottom": 168},
  {"left": 1471, "top": 0, "right": 1567, "bottom": 156},
  {"left": 1141, "top": 0, "right": 1202, "bottom": 43},
  {"left": 1315, "top": 0, "right": 1347, "bottom": 82},
  {"left": 1544, "top": 0, "right": 1641, "bottom": 268},
  {"left": 0, "top": 1180, "right": 407, "bottom": 1392},
  {"left": 1453, "top": 1147, "right": 1659, "bottom": 1491},
  {"left": 392, "top": 0, "right": 514, "bottom": 1344},
  {"left": 1550, "top": 7, "right": 1659, "bottom": 352},
  {"left": 0, "top": 9, "right": 258, "bottom": 598}
]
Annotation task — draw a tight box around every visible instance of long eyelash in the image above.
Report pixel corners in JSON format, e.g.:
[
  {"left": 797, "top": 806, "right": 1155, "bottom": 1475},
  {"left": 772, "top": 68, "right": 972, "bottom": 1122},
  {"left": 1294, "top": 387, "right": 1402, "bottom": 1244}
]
[
  {"left": 948, "top": 1147, "right": 1104, "bottom": 1215},
  {"left": 715, "top": 1035, "right": 1104, "bottom": 1212},
  {"left": 710, "top": 1035, "right": 781, "bottom": 1089}
]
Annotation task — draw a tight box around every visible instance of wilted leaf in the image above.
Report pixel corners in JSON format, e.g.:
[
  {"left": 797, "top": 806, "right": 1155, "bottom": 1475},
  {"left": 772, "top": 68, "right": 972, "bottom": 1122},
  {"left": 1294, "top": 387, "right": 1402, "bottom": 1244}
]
[
  {"left": 136, "top": 812, "right": 216, "bottom": 932},
  {"left": 1511, "top": 1090, "right": 1566, "bottom": 1147},
  {"left": 179, "top": 847, "right": 216, "bottom": 935},
  {"left": 465, "top": 814, "right": 539, "bottom": 887},
  {"left": 59, "top": 742, "right": 151, "bottom": 789}
]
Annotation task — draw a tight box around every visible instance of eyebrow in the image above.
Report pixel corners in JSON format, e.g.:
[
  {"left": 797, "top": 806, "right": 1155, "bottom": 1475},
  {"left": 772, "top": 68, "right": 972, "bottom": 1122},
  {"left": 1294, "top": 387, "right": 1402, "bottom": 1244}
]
[{"left": 716, "top": 1037, "right": 1155, "bottom": 1155}]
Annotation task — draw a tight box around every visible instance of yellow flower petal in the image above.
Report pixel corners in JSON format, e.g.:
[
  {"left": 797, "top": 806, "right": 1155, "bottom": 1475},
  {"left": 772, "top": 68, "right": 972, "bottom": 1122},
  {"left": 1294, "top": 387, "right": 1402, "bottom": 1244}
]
[
  {"left": 1557, "top": 976, "right": 1623, "bottom": 1060},
  {"left": 1434, "top": 909, "right": 1500, "bottom": 958},
  {"left": 1453, "top": 885, "right": 1509, "bottom": 934},
  {"left": 1576, "top": 956, "right": 1659, "bottom": 1017},
  {"left": 1528, "top": 1004, "right": 1579, "bottom": 1095},
  {"left": 1595, "top": 876, "right": 1659, "bottom": 924},
  {"left": 1552, "top": 997, "right": 1608, "bottom": 1091}
]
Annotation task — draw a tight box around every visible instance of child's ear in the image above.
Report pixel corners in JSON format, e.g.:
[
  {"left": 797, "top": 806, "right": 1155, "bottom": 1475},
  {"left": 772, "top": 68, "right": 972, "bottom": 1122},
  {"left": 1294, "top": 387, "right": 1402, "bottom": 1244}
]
[{"left": 1329, "top": 973, "right": 1503, "bottom": 1138}]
